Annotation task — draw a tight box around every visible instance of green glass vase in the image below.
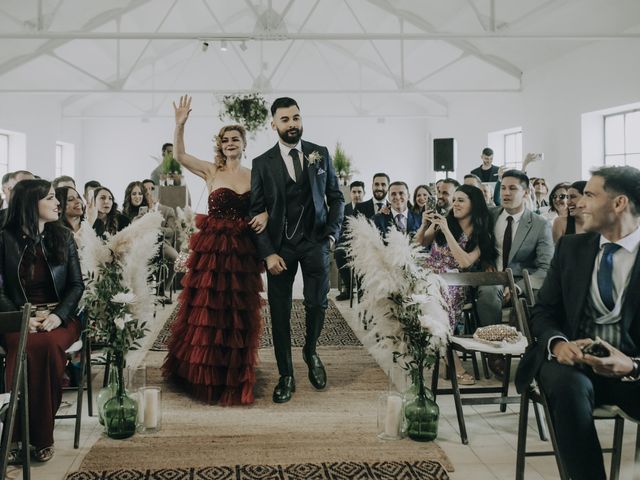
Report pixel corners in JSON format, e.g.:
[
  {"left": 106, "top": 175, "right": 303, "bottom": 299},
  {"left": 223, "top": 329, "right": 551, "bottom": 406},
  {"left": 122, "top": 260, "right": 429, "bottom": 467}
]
[
  {"left": 404, "top": 367, "right": 439, "bottom": 441},
  {"left": 96, "top": 367, "right": 118, "bottom": 426},
  {"left": 102, "top": 354, "right": 137, "bottom": 439}
]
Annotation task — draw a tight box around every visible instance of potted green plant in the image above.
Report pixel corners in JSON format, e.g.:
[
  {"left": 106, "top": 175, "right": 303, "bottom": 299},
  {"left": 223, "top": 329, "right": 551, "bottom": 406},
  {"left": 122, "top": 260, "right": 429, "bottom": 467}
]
[
  {"left": 161, "top": 151, "right": 182, "bottom": 186},
  {"left": 219, "top": 93, "right": 269, "bottom": 136},
  {"left": 333, "top": 142, "right": 353, "bottom": 186}
]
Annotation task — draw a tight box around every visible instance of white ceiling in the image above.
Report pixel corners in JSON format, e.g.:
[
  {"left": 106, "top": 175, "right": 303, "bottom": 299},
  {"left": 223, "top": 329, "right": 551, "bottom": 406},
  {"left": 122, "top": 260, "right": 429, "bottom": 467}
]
[{"left": 1, "top": 0, "right": 639, "bottom": 118}]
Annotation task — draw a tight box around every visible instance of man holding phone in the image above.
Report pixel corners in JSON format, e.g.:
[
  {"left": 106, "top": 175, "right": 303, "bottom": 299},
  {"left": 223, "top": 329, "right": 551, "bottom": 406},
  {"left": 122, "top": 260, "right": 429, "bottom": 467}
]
[{"left": 515, "top": 166, "right": 640, "bottom": 480}]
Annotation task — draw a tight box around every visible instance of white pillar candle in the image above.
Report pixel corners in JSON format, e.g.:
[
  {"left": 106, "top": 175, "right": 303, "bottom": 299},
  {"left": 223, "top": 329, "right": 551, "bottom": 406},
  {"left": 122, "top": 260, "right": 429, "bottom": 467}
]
[
  {"left": 384, "top": 395, "right": 402, "bottom": 438},
  {"left": 143, "top": 388, "right": 159, "bottom": 429}
]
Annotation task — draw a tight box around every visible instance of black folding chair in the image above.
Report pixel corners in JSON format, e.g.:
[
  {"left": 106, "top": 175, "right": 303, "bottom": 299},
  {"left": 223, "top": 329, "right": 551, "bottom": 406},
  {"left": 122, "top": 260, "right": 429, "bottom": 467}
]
[{"left": 0, "top": 304, "right": 32, "bottom": 480}]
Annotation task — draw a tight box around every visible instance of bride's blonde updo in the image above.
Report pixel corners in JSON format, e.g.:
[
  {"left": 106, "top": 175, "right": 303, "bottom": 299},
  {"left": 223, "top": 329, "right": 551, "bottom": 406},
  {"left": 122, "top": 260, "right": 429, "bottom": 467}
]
[{"left": 214, "top": 124, "right": 247, "bottom": 169}]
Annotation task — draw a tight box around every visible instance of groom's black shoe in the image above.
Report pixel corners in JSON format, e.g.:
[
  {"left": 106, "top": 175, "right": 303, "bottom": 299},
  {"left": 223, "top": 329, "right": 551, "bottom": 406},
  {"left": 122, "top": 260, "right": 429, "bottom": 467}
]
[
  {"left": 303, "top": 350, "right": 327, "bottom": 390},
  {"left": 272, "top": 375, "right": 295, "bottom": 403}
]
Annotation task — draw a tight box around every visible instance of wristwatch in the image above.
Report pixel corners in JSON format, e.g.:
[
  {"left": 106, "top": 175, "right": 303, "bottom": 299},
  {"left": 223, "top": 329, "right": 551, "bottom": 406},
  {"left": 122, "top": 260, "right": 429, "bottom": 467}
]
[{"left": 622, "top": 357, "right": 640, "bottom": 382}]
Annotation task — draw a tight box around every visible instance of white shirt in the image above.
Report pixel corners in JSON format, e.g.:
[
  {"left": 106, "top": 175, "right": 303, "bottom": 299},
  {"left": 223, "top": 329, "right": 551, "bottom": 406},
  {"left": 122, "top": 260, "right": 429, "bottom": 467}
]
[
  {"left": 495, "top": 207, "right": 526, "bottom": 271},
  {"left": 278, "top": 141, "right": 302, "bottom": 182}
]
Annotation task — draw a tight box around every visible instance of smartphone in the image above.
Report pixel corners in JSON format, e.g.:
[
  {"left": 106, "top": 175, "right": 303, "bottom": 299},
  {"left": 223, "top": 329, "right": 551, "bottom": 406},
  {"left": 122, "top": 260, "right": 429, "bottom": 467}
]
[
  {"left": 531, "top": 153, "right": 544, "bottom": 162},
  {"left": 581, "top": 340, "right": 610, "bottom": 358},
  {"left": 139, "top": 206, "right": 148, "bottom": 215},
  {"left": 426, "top": 196, "right": 437, "bottom": 213}
]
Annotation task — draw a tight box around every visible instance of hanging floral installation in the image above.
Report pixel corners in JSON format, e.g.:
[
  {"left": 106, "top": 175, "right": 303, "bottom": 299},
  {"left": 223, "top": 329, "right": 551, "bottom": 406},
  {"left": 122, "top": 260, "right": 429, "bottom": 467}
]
[{"left": 218, "top": 93, "right": 269, "bottom": 136}]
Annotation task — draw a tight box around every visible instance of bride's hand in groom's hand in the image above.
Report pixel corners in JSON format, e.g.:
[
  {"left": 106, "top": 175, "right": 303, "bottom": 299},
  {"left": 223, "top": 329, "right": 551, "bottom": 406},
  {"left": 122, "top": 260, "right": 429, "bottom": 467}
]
[
  {"left": 249, "top": 211, "right": 268, "bottom": 234},
  {"left": 173, "top": 95, "right": 192, "bottom": 126},
  {"left": 266, "top": 254, "right": 287, "bottom": 275}
]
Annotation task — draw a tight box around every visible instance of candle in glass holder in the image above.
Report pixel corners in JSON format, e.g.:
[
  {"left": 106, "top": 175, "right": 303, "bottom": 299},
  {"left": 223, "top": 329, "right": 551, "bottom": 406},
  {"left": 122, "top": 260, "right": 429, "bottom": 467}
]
[
  {"left": 384, "top": 394, "right": 403, "bottom": 438},
  {"left": 143, "top": 388, "right": 159, "bottom": 430}
]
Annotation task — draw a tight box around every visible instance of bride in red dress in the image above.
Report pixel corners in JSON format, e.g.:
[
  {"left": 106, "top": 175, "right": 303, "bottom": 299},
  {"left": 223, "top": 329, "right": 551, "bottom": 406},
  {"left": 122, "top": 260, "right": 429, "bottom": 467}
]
[{"left": 163, "top": 95, "right": 267, "bottom": 405}]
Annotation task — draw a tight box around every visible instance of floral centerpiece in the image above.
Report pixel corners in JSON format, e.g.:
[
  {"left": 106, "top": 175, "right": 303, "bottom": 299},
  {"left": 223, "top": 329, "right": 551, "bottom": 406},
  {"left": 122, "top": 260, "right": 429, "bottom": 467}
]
[
  {"left": 77, "top": 212, "right": 163, "bottom": 438},
  {"left": 218, "top": 93, "right": 269, "bottom": 136},
  {"left": 346, "top": 216, "right": 451, "bottom": 441},
  {"left": 161, "top": 151, "right": 182, "bottom": 185},
  {"left": 333, "top": 142, "right": 356, "bottom": 186}
]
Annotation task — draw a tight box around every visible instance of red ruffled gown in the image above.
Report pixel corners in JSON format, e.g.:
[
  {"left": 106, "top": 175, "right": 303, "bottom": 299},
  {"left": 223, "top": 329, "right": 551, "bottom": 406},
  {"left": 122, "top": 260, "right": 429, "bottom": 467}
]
[{"left": 163, "top": 188, "right": 263, "bottom": 405}]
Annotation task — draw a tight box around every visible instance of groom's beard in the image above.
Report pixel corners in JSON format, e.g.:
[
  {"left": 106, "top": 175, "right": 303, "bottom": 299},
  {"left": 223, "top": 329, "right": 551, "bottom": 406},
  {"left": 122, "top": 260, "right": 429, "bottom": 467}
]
[{"left": 277, "top": 125, "right": 303, "bottom": 145}]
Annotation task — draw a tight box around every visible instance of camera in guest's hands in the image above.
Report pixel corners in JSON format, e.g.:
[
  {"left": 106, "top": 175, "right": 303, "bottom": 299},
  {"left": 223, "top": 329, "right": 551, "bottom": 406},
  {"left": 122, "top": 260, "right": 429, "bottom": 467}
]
[{"left": 581, "top": 339, "right": 610, "bottom": 358}]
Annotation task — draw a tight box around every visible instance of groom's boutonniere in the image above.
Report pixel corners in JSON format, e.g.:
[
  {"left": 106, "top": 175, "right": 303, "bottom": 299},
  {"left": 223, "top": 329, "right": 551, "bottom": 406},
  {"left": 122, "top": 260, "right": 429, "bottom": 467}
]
[{"left": 307, "top": 151, "right": 325, "bottom": 175}]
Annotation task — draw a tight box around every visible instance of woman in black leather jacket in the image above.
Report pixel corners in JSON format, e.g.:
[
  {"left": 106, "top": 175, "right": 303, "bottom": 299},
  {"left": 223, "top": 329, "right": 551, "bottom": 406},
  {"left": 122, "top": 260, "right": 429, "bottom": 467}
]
[{"left": 0, "top": 179, "right": 84, "bottom": 463}]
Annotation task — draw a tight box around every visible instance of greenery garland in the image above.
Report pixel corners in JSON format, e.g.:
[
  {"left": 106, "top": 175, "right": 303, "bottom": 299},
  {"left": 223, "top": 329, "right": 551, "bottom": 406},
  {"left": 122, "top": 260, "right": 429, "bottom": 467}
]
[{"left": 218, "top": 93, "right": 269, "bottom": 134}]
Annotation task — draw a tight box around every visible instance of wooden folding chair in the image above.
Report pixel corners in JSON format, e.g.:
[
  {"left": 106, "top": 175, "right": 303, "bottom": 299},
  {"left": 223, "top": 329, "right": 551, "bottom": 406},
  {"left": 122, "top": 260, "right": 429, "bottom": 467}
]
[
  {"left": 0, "top": 304, "right": 32, "bottom": 480},
  {"left": 515, "top": 273, "right": 640, "bottom": 480},
  {"left": 431, "top": 269, "right": 531, "bottom": 444}
]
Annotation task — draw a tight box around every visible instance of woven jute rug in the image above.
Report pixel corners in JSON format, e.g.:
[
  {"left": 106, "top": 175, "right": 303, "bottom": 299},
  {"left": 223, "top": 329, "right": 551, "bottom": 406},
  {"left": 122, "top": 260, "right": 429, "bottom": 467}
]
[
  {"left": 151, "top": 299, "right": 361, "bottom": 351},
  {"left": 69, "top": 302, "right": 451, "bottom": 479}
]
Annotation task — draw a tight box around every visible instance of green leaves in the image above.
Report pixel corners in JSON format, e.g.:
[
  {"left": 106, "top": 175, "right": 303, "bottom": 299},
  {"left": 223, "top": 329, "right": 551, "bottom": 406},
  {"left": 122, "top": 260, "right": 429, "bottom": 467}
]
[{"left": 219, "top": 94, "right": 268, "bottom": 135}]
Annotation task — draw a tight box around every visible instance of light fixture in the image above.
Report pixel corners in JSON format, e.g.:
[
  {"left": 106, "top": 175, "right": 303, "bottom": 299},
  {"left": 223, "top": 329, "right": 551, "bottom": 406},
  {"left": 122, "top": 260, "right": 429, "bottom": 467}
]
[
  {"left": 239, "top": 40, "right": 248, "bottom": 52},
  {"left": 220, "top": 40, "right": 228, "bottom": 52},
  {"left": 201, "top": 41, "right": 209, "bottom": 52}
]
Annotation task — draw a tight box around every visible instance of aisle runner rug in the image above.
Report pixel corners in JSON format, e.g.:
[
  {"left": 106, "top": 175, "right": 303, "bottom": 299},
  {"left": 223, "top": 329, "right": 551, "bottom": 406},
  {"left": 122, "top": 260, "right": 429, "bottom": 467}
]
[
  {"left": 71, "top": 348, "right": 452, "bottom": 476},
  {"left": 150, "top": 299, "right": 361, "bottom": 351},
  {"left": 66, "top": 460, "right": 449, "bottom": 479}
]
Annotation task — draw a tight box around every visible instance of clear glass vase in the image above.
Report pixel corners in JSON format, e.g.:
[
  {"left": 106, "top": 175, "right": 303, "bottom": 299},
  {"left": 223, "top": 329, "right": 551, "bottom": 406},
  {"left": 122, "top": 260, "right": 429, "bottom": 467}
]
[{"left": 102, "top": 353, "right": 138, "bottom": 439}]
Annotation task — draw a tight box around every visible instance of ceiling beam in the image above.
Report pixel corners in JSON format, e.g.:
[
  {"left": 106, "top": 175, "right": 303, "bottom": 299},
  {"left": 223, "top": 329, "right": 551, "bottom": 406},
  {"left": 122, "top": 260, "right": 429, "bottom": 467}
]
[
  {"left": 0, "top": 87, "right": 520, "bottom": 94},
  {"left": 0, "top": 31, "right": 637, "bottom": 40}
]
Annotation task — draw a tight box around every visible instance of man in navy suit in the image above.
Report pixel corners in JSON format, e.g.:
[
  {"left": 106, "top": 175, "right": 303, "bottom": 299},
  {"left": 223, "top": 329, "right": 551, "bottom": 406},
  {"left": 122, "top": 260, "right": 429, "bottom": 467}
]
[
  {"left": 373, "top": 181, "right": 421, "bottom": 238},
  {"left": 516, "top": 166, "right": 640, "bottom": 480},
  {"left": 334, "top": 180, "right": 365, "bottom": 301},
  {"left": 354, "top": 173, "right": 389, "bottom": 219},
  {"left": 250, "top": 97, "right": 344, "bottom": 403}
]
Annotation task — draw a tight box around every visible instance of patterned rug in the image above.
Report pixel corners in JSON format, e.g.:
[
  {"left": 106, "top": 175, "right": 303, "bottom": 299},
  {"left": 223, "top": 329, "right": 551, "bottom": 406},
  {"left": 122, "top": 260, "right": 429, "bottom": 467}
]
[
  {"left": 150, "top": 299, "right": 361, "bottom": 350},
  {"left": 66, "top": 460, "right": 449, "bottom": 479}
]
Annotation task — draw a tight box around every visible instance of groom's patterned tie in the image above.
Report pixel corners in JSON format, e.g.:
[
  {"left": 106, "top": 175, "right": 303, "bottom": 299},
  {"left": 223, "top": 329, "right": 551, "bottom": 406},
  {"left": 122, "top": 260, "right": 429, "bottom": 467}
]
[
  {"left": 598, "top": 242, "right": 621, "bottom": 310},
  {"left": 290, "top": 149, "right": 303, "bottom": 184}
]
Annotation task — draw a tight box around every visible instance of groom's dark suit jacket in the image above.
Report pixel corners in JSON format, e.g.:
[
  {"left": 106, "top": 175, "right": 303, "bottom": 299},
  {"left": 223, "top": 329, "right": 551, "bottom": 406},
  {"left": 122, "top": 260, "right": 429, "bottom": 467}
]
[
  {"left": 515, "top": 232, "right": 640, "bottom": 392},
  {"left": 250, "top": 140, "right": 344, "bottom": 259}
]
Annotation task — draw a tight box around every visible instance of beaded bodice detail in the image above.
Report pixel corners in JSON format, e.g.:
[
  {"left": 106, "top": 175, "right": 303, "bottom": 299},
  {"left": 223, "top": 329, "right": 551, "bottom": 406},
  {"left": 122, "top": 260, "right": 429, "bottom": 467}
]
[{"left": 208, "top": 188, "right": 250, "bottom": 220}]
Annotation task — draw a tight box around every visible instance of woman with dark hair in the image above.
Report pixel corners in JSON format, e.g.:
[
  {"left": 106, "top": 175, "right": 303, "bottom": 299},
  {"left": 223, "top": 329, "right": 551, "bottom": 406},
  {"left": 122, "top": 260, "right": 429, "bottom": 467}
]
[
  {"left": 122, "top": 181, "right": 150, "bottom": 221},
  {"left": 542, "top": 182, "right": 570, "bottom": 222},
  {"left": 552, "top": 180, "right": 587, "bottom": 242},
  {"left": 55, "top": 186, "right": 85, "bottom": 233},
  {"left": 163, "top": 95, "right": 267, "bottom": 405},
  {"left": 411, "top": 184, "right": 430, "bottom": 215},
  {"left": 415, "top": 184, "right": 497, "bottom": 385},
  {"left": 91, "top": 186, "right": 130, "bottom": 237},
  {"left": 0, "top": 179, "right": 84, "bottom": 463}
]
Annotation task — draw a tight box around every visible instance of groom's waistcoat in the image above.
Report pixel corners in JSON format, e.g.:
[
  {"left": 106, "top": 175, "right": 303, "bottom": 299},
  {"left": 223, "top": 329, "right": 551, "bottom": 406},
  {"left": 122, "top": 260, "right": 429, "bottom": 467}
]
[{"left": 284, "top": 162, "right": 315, "bottom": 245}]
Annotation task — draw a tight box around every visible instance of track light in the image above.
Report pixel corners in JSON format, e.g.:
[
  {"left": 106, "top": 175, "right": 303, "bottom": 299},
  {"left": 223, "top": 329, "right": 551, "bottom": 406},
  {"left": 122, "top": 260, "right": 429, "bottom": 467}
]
[
  {"left": 239, "top": 40, "right": 248, "bottom": 52},
  {"left": 220, "top": 40, "right": 228, "bottom": 52},
  {"left": 201, "top": 41, "right": 209, "bottom": 52}
]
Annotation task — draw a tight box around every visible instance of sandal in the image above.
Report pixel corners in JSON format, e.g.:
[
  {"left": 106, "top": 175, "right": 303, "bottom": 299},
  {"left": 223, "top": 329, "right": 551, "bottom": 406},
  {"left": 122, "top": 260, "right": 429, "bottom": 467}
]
[
  {"left": 7, "top": 448, "right": 22, "bottom": 465},
  {"left": 455, "top": 372, "right": 476, "bottom": 385},
  {"left": 32, "top": 445, "right": 54, "bottom": 462}
]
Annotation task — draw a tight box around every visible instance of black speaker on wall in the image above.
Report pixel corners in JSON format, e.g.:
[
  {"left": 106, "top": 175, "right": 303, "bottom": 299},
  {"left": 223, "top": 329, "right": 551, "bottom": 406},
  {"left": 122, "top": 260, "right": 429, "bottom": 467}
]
[{"left": 433, "top": 138, "right": 456, "bottom": 172}]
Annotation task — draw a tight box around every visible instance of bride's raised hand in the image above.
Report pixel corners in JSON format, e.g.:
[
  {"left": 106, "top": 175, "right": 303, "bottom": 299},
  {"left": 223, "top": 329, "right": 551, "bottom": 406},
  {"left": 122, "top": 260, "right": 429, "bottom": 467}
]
[{"left": 173, "top": 95, "right": 192, "bottom": 126}]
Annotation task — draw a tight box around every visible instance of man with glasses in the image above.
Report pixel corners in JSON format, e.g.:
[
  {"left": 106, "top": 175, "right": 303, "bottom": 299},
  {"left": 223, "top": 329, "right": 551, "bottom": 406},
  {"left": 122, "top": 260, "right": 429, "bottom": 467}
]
[{"left": 532, "top": 177, "right": 550, "bottom": 214}]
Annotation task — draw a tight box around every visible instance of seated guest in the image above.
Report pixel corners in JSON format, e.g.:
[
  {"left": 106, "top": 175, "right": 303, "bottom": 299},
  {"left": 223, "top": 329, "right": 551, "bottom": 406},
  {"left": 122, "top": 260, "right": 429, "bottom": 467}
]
[
  {"left": 532, "top": 177, "right": 550, "bottom": 214},
  {"left": 476, "top": 169, "right": 554, "bottom": 375},
  {"left": 480, "top": 183, "right": 496, "bottom": 208},
  {"left": 374, "top": 181, "right": 421, "bottom": 237},
  {"left": 542, "top": 182, "right": 570, "bottom": 222},
  {"left": 0, "top": 179, "right": 84, "bottom": 463},
  {"left": 436, "top": 178, "right": 460, "bottom": 215},
  {"left": 355, "top": 172, "right": 389, "bottom": 218},
  {"left": 83, "top": 180, "right": 101, "bottom": 204},
  {"left": 416, "top": 184, "right": 497, "bottom": 384},
  {"left": 52, "top": 175, "right": 76, "bottom": 189},
  {"left": 516, "top": 166, "right": 640, "bottom": 480},
  {"left": 142, "top": 178, "right": 179, "bottom": 295},
  {"left": 552, "top": 180, "right": 587, "bottom": 243},
  {"left": 0, "top": 171, "right": 35, "bottom": 226},
  {"left": 463, "top": 174, "right": 482, "bottom": 189},
  {"left": 55, "top": 186, "right": 85, "bottom": 234},
  {"left": 335, "top": 180, "right": 365, "bottom": 301},
  {"left": 91, "top": 186, "right": 130, "bottom": 237},
  {"left": 122, "top": 181, "right": 150, "bottom": 221},
  {"left": 411, "top": 184, "right": 430, "bottom": 216}
]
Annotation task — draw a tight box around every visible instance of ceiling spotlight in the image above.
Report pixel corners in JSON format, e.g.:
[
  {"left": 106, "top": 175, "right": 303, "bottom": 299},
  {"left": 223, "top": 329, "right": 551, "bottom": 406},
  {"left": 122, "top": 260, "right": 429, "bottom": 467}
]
[
  {"left": 239, "top": 40, "right": 248, "bottom": 52},
  {"left": 201, "top": 41, "right": 209, "bottom": 52},
  {"left": 220, "top": 40, "right": 228, "bottom": 52}
]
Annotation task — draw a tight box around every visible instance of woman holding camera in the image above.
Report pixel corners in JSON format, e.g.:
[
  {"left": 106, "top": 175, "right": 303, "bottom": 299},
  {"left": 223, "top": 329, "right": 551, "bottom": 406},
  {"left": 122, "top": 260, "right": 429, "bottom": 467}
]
[
  {"left": 415, "top": 184, "right": 497, "bottom": 384},
  {"left": 0, "top": 179, "right": 84, "bottom": 463},
  {"left": 122, "top": 181, "right": 150, "bottom": 221}
]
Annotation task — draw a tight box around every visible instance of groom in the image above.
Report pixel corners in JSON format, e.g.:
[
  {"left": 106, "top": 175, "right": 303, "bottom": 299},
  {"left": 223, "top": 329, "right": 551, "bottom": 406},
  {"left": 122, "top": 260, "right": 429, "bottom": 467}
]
[{"left": 250, "top": 97, "right": 344, "bottom": 403}]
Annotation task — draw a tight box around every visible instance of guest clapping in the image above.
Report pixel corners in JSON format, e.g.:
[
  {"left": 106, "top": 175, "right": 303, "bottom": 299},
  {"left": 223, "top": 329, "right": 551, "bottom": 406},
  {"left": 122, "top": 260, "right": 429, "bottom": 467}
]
[{"left": 0, "top": 179, "right": 84, "bottom": 463}]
